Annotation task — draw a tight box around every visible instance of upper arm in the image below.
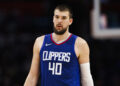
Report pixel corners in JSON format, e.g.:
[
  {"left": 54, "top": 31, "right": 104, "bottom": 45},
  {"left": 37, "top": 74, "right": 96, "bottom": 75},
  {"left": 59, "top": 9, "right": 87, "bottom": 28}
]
[
  {"left": 29, "top": 36, "right": 44, "bottom": 76},
  {"left": 75, "top": 37, "right": 90, "bottom": 64}
]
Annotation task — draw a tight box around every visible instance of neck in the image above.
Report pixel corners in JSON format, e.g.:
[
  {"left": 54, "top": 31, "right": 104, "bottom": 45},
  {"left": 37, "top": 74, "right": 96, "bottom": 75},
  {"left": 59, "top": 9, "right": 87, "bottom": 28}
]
[{"left": 52, "top": 30, "right": 71, "bottom": 43}]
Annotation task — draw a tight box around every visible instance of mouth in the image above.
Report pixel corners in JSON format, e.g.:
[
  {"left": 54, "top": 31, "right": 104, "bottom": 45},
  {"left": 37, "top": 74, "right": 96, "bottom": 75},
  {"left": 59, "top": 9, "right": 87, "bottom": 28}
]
[{"left": 56, "top": 24, "right": 63, "bottom": 28}]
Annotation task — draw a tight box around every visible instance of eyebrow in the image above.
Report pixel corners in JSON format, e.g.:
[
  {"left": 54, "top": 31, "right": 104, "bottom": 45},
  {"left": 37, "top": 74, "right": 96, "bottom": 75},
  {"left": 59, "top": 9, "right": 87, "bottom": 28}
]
[{"left": 54, "top": 15, "right": 67, "bottom": 17}]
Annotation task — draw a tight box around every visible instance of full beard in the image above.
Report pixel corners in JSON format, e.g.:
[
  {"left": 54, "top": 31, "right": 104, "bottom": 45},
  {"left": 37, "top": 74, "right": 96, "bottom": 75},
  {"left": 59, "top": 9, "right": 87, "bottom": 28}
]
[{"left": 53, "top": 26, "right": 67, "bottom": 35}]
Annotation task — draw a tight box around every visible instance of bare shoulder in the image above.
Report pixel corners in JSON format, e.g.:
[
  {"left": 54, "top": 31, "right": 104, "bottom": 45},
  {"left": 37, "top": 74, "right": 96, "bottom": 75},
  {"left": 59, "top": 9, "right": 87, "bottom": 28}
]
[
  {"left": 75, "top": 37, "right": 88, "bottom": 47},
  {"left": 34, "top": 35, "right": 45, "bottom": 52},
  {"left": 36, "top": 35, "right": 45, "bottom": 43},
  {"left": 75, "top": 36, "right": 89, "bottom": 58}
]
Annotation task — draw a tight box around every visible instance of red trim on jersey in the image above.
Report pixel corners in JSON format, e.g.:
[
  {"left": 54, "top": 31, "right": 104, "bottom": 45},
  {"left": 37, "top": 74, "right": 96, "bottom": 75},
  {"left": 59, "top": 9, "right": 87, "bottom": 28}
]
[{"left": 50, "top": 33, "right": 72, "bottom": 45}]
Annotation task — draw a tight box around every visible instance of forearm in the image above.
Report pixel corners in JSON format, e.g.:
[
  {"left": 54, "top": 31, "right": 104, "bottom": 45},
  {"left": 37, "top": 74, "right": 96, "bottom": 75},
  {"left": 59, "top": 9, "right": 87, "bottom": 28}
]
[
  {"left": 81, "top": 74, "right": 94, "bottom": 86},
  {"left": 80, "top": 63, "right": 94, "bottom": 86},
  {"left": 24, "top": 73, "right": 38, "bottom": 86}
]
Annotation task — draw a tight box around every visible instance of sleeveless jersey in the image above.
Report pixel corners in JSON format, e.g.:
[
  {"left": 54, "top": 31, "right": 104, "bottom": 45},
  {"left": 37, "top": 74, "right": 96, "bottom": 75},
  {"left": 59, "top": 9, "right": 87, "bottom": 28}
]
[{"left": 40, "top": 33, "right": 80, "bottom": 86}]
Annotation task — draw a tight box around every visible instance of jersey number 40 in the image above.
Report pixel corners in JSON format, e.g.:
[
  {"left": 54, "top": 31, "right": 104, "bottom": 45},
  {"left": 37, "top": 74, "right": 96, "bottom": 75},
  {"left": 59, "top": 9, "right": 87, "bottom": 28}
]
[{"left": 49, "top": 62, "right": 62, "bottom": 75}]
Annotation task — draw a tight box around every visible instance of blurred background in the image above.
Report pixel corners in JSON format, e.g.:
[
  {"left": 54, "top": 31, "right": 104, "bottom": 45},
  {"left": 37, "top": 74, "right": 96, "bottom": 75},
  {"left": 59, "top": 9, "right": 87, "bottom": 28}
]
[{"left": 0, "top": 0, "right": 120, "bottom": 86}]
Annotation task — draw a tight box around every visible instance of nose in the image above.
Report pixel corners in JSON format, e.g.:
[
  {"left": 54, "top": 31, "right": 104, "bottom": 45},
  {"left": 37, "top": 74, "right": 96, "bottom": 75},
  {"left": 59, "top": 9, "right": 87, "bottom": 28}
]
[{"left": 58, "top": 18, "right": 62, "bottom": 23}]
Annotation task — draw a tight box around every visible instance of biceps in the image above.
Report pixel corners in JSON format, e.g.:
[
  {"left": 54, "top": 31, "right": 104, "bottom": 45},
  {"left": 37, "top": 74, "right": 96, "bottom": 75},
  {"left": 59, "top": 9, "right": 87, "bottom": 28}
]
[
  {"left": 79, "top": 54, "right": 89, "bottom": 64},
  {"left": 30, "top": 54, "right": 40, "bottom": 76},
  {"left": 78, "top": 44, "right": 90, "bottom": 64}
]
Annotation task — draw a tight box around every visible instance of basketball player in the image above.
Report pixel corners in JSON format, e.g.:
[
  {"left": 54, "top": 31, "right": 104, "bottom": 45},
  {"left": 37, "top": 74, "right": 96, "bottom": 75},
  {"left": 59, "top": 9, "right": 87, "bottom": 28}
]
[{"left": 24, "top": 4, "right": 94, "bottom": 86}]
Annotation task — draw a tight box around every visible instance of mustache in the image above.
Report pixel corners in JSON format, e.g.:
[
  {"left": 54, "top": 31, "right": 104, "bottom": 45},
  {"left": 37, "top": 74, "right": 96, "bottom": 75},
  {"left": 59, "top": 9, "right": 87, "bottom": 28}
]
[{"left": 56, "top": 24, "right": 62, "bottom": 26}]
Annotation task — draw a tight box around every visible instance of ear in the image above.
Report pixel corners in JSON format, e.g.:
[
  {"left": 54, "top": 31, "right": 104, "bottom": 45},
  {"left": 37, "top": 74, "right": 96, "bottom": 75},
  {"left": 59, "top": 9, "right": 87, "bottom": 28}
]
[{"left": 69, "top": 18, "right": 73, "bottom": 25}]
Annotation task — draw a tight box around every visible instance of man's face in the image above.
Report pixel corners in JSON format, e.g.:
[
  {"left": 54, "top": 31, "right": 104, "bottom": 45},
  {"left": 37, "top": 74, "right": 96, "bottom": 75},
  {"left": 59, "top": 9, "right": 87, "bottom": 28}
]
[{"left": 53, "top": 9, "right": 73, "bottom": 35}]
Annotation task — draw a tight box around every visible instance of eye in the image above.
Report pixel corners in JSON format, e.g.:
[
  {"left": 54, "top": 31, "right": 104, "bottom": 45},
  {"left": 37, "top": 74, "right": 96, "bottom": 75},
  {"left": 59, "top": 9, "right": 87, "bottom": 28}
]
[{"left": 55, "top": 15, "right": 59, "bottom": 19}]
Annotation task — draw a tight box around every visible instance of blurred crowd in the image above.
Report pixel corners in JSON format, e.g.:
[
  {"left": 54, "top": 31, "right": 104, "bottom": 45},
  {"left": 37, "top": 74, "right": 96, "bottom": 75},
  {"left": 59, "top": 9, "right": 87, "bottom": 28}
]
[{"left": 0, "top": 0, "right": 120, "bottom": 86}]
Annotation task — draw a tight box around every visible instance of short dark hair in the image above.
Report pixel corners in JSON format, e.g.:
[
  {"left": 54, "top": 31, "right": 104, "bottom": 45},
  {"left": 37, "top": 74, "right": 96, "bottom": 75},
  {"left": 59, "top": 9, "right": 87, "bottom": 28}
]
[{"left": 54, "top": 4, "right": 73, "bottom": 18}]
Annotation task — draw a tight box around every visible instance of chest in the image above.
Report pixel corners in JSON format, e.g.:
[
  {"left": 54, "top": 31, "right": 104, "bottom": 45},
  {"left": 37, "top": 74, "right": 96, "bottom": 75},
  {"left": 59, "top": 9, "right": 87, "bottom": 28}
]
[{"left": 42, "top": 43, "right": 74, "bottom": 60}]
